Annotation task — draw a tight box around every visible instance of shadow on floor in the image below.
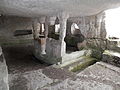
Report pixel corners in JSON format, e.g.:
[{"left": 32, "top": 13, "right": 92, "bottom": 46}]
[{"left": 2, "top": 45, "right": 49, "bottom": 74}]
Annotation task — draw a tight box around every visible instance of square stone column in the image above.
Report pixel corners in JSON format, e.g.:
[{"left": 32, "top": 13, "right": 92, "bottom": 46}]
[
  {"left": 44, "top": 17, "right": 49, "bottom": 38},
  {"left": 40, "top": 17, "right": 49, "bottom": 54},
  {"left": 32, "top": 19, "right": 40, "bottom": 39},
  {"left": 58, "top": 12, "right": 69, "bottom": 56},
  {"left": 33, "top": 17, "right": 47, "bottom": 55}
]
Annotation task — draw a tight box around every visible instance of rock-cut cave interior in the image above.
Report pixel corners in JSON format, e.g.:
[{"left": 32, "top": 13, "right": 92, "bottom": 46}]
[{"left": 0, "top": 0, "right": 120, "bottom": 90}]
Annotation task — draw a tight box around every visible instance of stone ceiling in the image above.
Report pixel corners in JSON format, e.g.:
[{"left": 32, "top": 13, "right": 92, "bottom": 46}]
[{"left": 0, "top": 0, "right": 120, "bottom": 17}]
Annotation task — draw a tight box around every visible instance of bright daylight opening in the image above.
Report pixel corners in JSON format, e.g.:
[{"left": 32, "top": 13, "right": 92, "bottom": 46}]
[
  {"left": 71, "top": 23, "right": 79, "bottom": 34},
  {"left": 105, "top": 7, "right": 120, "bottom": 39},
  {"left": 55, "top": 24, "right": 60, "bottom": 33}
]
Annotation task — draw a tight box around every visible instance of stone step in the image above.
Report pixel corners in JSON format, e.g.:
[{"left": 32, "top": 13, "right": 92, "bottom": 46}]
[
  {"left": 65, "top": 56, "right": 97, "bottom": 72},
  {"left": 58, "top": 50, "right": 98, "bottom": 72},
  {"left": 61, "top": 50, "right": 86, "bottom": 67}
]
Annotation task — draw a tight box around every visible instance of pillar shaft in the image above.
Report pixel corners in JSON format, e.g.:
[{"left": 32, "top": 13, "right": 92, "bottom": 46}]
[
  {"left": 40, "top": 17, "right": 49, "bottom": 54},
  {"left": 59, "top": 19, "right": 67, "bottom": 41},
  {"left": 44, "top": 17, "right": 49, "bottom": 38},
  {"left": 58, "top": 12, "right": 69, "bottom": 42},
  {"left": 33, "top": 19, "right": 40, "bottom": 39},
  {"left": 33, "top": 17, "right": 47, "bottom": 55},
  {"left": 58, "top": 12, "right": 69, "bottom": 56}
]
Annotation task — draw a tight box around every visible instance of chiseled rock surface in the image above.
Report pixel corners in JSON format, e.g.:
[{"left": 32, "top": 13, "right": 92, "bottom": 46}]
[
  {"left": 102, "top": 50, "right": 120, "bottom": 67},
  {"left": 68, "top": 12, "right": 106, "bottom": 39},
  {"left": 7, "top": 45, "right": 120, "bottom": 90},
  {"left": 1, "top": 0, "right": 120, "bottom": 17},
  {"left": 9, "top": 66, "right": 74, "bottom": 90},
  {"left": 76, "top": 62, "right": 120, "bottom": 90},
  {"left": 41, "top": 62, "right": 120, "bottom": 90},
  {"left": 0, "top": 47, "right": 9, "bottom": 90},
  {"left": 9, "top": 69, "right": 53, "bottom": 90}
]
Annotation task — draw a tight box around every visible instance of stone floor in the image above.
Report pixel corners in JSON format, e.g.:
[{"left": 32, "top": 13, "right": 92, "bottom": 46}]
[
  {"left": 2, "top": 45, "right": 120, "bottom": 90},
  {"left": 2, "top": 45, "right": 47, "bottom": 74}
]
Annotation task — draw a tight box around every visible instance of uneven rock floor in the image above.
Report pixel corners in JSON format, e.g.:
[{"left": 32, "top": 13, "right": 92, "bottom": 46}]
[
  {"left": 2, "top": 45, "right": 47, "bottom": 74},
  {"left": 2, "top": 45, "right": 120, "bottom": 90}
]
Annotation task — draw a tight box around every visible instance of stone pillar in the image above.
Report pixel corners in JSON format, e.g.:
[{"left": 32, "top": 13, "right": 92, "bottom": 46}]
[
  {"left": 44, "top": 17, "right": 49, "bottom": 38},
  {"left": 32, "top": 19, "right": 41, "bottom": 56},
  {"left": 66, "top": 21, "right": 73, "bottom": 36},
  {"left": 58, "top": 12, "right": 69, "bottom": 56},
  {"left": 96, "top": 12, "right": 103, "bottom": 38},
  {"left": 48, "top": 16, "right": 56, "bottom": 25},
  {"left": 39, "top": 17, "right": 46, "bottom": 54},
  {"left": 0, "top": 47, "right": 9, "bottom": 90},
  {"left": 33, "top": 17, "right": 46, "bottom": 55},
  {"left": 32, "top": 19, "right": 40, "bottom": 39},
  {"left": 100, "top": 12, "right": 106, "bottom": 39},
  {"left": 39, "top": 17, "right": 49, "bottom": 55}
]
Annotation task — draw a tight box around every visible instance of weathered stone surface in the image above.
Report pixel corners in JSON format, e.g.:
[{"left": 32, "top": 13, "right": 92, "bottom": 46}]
[
  {"left": 77, "top": 39, "right": 107, "bottom": 59},
  {"left": 83, "top": 38, "right": 105, "bottom": 50},
  {"left": 14, "top": 30, "right": 32, "bottom": 36},
  {"left": 86, "top": 39, "right": 107, "bottom": 51},
  {"left": 0, "top": 16, "right": 33, "bottom": 39},
  {"left": 34, "top": 38, "right": 63, "bottom": 64},
  {"left": 91, "top": 49, "right": 103, "bottom": 59},
  {"left": 4, "top": 44, "right": 120, "bottom": 90},
  {"left": 106, "top": 40, "right": 120, "bottom": 52},
  {"left": 0, "top": 47, "right": 9, "bottom": 90},
  {"left": 9, "top": 69, "right": 53, "bottom": 90},
  {"left": 0, "top": 16, "right": 33, "bottom": 46},
  {"left": 84, "top": 49, "right": 103, "bottom": 60},
  {"left": 41, "top": 62, "right": 120, "bottom": 90},
  {"left": 84, "top": 50, "right": 92, "bottom": 57},
  {"left": 65, "top": 33, "right": 85, "bottom": 47},
  {"left": 66, "top": 12, "right": 107, "bottom": 53},
  {"left": 46, "top": 38, "right": 63, "bottom": 58},
  {"left": 66, "top": 21, "right": 73, "bottom": 36},
  {"left": 102, "top": 50, "right": 120, "bottom": 67},
  {"left": 68, "top": 12, "right": 106, "bottom": 39},
  {"left": 77, "top": 40, "right": 87, "bottom": 50}
]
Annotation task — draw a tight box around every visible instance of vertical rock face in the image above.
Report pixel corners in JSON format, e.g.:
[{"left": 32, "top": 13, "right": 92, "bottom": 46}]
[
  {"left": 0, "top": 46, "right": 9, "bottom": 90},
  {"left": 33, "top": 13, "right": 69, "bottom": 64},
  {"left": 0, "top": 16, "right": 33, "bottom": 46},
  {"left": 102, "top": 53, "right": 120, "bottom": 67},
  {"left": 66, "top": 12, "right": 107, "bottom": 59},
  {"left": 0, "top": 16, "right": 32, "bottom": 38},
  {"left": 68, "top": 12, "right": 106, "bottom": 39}
]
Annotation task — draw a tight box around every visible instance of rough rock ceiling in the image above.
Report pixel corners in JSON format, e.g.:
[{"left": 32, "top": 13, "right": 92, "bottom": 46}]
[{"left": 0, "top": 0, "right": 120, "bottom": 17}]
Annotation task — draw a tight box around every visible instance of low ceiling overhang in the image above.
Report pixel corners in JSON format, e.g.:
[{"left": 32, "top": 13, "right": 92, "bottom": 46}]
[{"left": 0, "top": 0, "right": 120, "bottom": 17}]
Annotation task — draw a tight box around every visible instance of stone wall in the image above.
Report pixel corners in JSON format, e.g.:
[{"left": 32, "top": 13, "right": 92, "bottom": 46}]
[
  {"left": 102, "top": 50, "right": 120, "bottom": 67},
  {"left": 66, "top": 12, "right": 107, "bottom": 59},
  {"left": 0, "top": 46, "right": 9, "bottom": 90},
  {"left": 0, "top": 15, "right": 33, "bottom": 45},
  {"left": 68, "top": 12, "right": 106, "bottom": 39}
]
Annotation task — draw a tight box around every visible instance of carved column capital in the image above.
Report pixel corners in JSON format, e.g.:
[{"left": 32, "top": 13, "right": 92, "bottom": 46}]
[
  {"left": 39, "top": 17, "right": 46, "bottom": 23},
  {"left": 48, "top": 16, "right": 56, "bottom": 25},
  {"left": 58, "top": 12, "right": 69, "bottom": 22}
]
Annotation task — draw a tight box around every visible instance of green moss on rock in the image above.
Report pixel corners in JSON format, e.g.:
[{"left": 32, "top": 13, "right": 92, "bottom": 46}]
[{"left": 71, "top": 57, "right": 98, "bottom": 72}]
